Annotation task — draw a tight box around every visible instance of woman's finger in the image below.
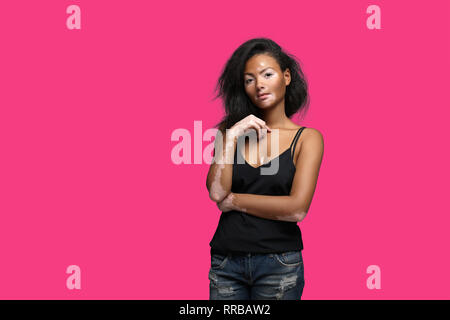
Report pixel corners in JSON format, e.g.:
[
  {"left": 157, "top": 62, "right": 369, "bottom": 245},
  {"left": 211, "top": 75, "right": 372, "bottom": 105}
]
[{"left": 252, "top": 124, "right": 262, "bottom": 140}]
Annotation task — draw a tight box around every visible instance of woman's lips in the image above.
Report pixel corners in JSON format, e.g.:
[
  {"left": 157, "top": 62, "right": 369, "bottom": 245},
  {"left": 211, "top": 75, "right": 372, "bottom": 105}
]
[{"left": 258, "top": 94, "right": 270, "bottom": 100}]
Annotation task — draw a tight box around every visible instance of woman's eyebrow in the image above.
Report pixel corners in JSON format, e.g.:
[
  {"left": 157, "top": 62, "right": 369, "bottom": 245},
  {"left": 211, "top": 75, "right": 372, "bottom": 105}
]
[{"left": 244, "top": 67, "right": 273, "bottom": 76}]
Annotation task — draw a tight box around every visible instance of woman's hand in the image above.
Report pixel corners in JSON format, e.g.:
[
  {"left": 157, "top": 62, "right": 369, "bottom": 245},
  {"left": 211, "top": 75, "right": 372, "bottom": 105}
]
[
  {"left": 229, "top": 114, "right": 272, "bottom": 141},
  {"left": 217, "top": 192, "right": 238, "bottom": 212}
]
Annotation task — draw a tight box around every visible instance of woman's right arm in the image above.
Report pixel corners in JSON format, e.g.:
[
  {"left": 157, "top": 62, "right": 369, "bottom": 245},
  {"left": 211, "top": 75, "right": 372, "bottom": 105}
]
[
  {"left": 206, "top": 115, "right": 271, "bottom": 203},
  {"left": 206, "top": 127, "right": 237, "bottom": 203}
]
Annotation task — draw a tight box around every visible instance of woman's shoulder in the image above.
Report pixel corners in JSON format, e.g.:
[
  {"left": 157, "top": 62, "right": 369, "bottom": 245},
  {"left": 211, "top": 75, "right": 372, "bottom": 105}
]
[
  {"left": 297, "top": 127, "right": 324, "bottom": 161},
  {"left": 283, "top": 120, "right": 319, "bottom": 134},
  {"left": 301, "top": 127, "right": 322, "bottom": 140},
  {"left": 292, "top": 126, "right": 323, "bottom": 160},
  {"left": 281, "top": 124, "right": 323, "bottom": 143},
  {"left": 287, "top": 124, "right": 322, "bottom": 137},
  {"left": 294, "top": 126, "right": 323, "bottom": 145}
]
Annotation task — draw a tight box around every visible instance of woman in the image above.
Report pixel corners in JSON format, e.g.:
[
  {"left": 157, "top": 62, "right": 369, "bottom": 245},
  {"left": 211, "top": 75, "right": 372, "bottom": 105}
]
[{"left": 206, "top": 38, "right": 324, "bottom": 300}]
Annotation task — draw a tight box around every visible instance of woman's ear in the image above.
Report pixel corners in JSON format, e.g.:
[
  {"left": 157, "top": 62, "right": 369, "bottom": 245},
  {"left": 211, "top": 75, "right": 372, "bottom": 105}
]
[{"left": 284, "top": 68, "right": 291, "bottom": 86}]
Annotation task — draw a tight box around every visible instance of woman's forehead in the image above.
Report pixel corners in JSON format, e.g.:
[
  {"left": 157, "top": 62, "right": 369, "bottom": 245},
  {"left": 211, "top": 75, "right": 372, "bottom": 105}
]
[{"left": 245, "top": 55, "right": 279, "bottom": 74}]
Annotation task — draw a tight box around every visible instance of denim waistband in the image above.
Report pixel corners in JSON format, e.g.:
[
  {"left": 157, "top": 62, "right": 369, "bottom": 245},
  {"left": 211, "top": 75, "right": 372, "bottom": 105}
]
[{"left": 210, "top": 248, "right": 301, "bottom": 256}]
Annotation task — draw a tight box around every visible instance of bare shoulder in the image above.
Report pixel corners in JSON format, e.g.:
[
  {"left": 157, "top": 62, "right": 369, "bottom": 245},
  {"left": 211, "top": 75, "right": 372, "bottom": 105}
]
[
  {"left": 302, "top": 127, "right": 323, "bottom": 142},
  {"left": 293, "top": 127, "right": 324, "bottom": 163}
]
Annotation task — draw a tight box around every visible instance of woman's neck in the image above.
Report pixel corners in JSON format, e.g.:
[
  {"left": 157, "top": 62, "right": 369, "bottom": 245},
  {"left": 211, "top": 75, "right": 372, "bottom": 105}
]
[
  {"left": 264, "top": 118, "right": 293, "bottom": 129},
  {"left": 261, "top": 101, "right": 292, "bottom": 129}
]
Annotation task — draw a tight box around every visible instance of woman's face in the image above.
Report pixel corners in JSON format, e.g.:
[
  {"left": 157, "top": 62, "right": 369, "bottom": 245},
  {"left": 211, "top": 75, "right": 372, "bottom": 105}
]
[{"left": 243, "top": 54, "right": 291, "bottom": 110}]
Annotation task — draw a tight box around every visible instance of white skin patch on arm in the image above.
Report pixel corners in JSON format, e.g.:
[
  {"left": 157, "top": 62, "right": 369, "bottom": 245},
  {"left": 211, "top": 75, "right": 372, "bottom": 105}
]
[
  {"left": 231, "top": 194, "right": 247, "bottom": 212},
  {"left": 210, "top": 163, "right": 228, "bottom": 201},
  {"left": 217, "top": 193, "right": 247, "bottom": 212},
  {"left": 229, "top": 193, "right": 247, "bottom": 212},
  {"left": 209, "top": 130, "right": 238, "bottom": 201},
  {"left": 275, "top": 210, "right": 307, "bottom": 222}
]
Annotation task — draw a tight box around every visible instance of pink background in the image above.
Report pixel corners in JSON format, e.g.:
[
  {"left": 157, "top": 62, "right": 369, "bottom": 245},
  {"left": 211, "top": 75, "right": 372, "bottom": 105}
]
[{"left": 0, "top": 0, "right": 449, "bottom": 299}]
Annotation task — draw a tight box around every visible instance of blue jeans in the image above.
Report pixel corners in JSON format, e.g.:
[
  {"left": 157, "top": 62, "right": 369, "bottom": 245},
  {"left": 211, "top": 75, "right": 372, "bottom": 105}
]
[{"left": 209, "top": 250, "right": 305, "bottom": 300}]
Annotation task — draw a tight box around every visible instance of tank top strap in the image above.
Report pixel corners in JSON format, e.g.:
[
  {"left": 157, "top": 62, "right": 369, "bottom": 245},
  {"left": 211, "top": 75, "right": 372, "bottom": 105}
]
[{"left": 290, "top": 127, "right": 306, "bottom": 157}]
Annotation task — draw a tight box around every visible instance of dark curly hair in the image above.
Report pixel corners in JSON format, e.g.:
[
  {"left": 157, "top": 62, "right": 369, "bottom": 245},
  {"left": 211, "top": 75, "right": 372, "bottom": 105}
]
[{"left": 212, "top": 37, "right": 310, "bottom": 132}]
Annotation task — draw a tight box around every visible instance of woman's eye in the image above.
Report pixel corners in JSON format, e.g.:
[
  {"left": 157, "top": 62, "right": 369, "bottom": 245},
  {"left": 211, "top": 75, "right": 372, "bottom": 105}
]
[{"left": 245, "top": 73, "right": 272, "bottom": 84}]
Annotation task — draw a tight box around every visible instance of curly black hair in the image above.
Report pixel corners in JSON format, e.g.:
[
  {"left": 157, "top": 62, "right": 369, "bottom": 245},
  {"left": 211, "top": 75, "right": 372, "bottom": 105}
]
[{"left": 212, "top": 37, "right": 310, "bottom": 132}]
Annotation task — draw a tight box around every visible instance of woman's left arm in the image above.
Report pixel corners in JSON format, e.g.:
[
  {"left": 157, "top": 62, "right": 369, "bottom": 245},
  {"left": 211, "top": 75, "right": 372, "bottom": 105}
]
[{"left": 217, "top": 128, "right": 324, "bottom": 222}]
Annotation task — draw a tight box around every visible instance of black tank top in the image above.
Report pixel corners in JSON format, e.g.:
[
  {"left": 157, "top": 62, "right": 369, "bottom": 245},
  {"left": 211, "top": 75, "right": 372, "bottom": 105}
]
[{"left": 210, "top": 127, "right": 307, "bottom": 254}]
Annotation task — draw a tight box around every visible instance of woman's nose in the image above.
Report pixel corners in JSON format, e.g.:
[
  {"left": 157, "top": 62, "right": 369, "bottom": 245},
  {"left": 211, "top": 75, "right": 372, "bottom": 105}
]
[{"left": 256, "top": 81, "right": 266, "bottom": 90}]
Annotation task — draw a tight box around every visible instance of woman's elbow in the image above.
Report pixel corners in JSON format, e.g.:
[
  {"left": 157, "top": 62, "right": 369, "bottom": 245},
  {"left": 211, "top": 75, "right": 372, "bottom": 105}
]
[
  {"left": 209, "top": 190, "right": 228, "bottom": 203},
  {"left": 292, "top": 211, "right": 307, "bottom": 222},
  {"left": 288, "top": 205, "right": 308, "bottom": 222},
  {"left": 208, "top": 179, "right": 230, "bottom": 202}
]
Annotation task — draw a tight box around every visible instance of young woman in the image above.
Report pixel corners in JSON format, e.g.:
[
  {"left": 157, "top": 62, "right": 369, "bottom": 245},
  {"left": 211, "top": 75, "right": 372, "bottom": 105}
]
[{"left": 206, "top": 38, "right": 324, "bottom": 300}]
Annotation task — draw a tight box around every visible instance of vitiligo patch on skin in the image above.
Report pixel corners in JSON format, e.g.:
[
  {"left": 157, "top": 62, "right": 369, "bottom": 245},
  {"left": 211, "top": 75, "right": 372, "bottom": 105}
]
[
  {"left": 209, "top": 134, "right": 237, "bottom": 200},
  {"left": 228, "top": 193, "right": 247, "bottom": 212},
  {"left": 217, "top": 193, "right": 247, "bottom": 212},
  {"left": 214, "top": 141, "right": 236, "bottom": 165},
  {"left": 294, "top": 211, "right": 307, "bottom": 222},
  {"left": 275, "top": 210, "right": 307, "bottom": 222},
  {"left": 210, "top": 163, "right": 227, "bottom": 201},
  {"left": 213, "top": 130, "right": 238, "bottom": 165}
]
